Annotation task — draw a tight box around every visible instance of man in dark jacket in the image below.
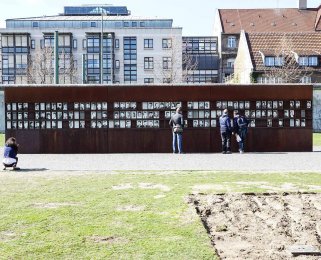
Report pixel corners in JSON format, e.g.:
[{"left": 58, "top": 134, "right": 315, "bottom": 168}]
[
  {"left": 233, "top": 111, "right": 249, "bottom": 154},
  {"left": 169, "top": 107, "right": 184, "bottom": 153},
  {"left": 219, "top": 109, "right": 232, "bottom": 154}
]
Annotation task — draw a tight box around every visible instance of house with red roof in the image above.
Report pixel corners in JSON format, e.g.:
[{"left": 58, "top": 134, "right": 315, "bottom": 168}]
[{"left": 214, "top": 0, "right": 321, "bottom": 82}]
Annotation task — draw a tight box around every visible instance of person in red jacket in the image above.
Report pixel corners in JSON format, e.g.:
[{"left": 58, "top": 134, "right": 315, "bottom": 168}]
[{"left": 3, "top": 137, "right": 20, "bottom": 170}]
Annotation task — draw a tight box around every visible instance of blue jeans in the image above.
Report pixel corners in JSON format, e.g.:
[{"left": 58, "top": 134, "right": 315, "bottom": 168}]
[
  {"left": 172, "top": 133, "right": 183, "bottom": 153},
  {"left": 238, "top": 128, "right": 247, "bottom": 151}
]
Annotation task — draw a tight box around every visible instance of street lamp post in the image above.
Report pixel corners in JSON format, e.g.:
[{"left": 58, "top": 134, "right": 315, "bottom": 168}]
[
  {"left": 100, "top": 11, "right": 104, "bottom": 84},
  {"left": 101, "top": 9, "right": 111, "bottom": 84}
]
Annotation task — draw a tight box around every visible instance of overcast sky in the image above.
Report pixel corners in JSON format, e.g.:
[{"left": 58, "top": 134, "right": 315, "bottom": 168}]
[{"left": 1, "top": 0, "right": 320, "bottom": 35}]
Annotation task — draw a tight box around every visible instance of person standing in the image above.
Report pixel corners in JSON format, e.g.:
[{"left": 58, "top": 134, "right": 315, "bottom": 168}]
[
  {"left": 3, "top": 137, "right": 20, "bottom": 170},
  {"left": 169, "top": 107, "right": 184, "bottom": 154},
  {"left": 219, "top": 109, "right": 232, "bottom": 154},
  {"left": 233, "top": 111, "right": 249, "bottom": 154}
]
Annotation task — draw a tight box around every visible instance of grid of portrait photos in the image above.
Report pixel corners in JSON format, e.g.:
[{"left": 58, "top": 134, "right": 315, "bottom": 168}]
[
  {"left": 5, "top": 100, "right": 311, "bottom": 130},
  {"left": 109, "top": 101, "right": 181, "bottom": 128},
  {"left": 186, "top": 100, "right": 312, "bottom": 128}
]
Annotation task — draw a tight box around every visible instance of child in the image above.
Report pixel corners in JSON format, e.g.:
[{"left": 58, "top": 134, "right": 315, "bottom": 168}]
[{"left": 3, "top": 137, "right": 20, "bottom": 170}]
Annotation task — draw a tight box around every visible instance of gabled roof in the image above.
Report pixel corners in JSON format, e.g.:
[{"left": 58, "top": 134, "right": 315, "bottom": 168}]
[
  {"left": 246, "top": 32, "right": 321, "bottom": 70},
  {"left": 219, "top": 8, "right": 321, "bottom": 33}
]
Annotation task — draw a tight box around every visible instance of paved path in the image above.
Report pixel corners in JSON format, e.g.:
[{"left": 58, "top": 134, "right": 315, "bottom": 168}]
[{"left": 1, "top": 147, "right": 321, "bottom": 172}]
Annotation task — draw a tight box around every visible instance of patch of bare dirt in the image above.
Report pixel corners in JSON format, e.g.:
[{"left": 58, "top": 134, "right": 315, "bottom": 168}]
[
  {"left": 116, "top": 205, "right": 145, "bottom": 212},
  {"left": 0, "top": 231, "right": 16, "bottom": 242},
  {"left": 86, "top": 235, "right": 128, "bottom": 244},
  {"left": 191, "top": 193, "right": 321, "bottom": 260},
  {"left": 32, "top": 202, "right": 82, "bottom": 209},
  {"left": 139, "top": 183, "right": 171, "bottom": 192},
  {"left": 112, "top": 183, "right": 133, "bottom": 190}
]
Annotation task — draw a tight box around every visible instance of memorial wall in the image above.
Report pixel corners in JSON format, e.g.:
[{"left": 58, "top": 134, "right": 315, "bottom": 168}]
[{"left": 4, "top": 84, "right": 313, "bottom": 153}]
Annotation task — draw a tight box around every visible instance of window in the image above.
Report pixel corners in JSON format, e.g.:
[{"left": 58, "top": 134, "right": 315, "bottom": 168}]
[
  {"left": 227, "top": 36, "right": 236, "bottom": 48},
  {"left": 274, "top": 57, "right": 284, "bottom": 66},
  {"left": 163, "top": 57, "right": 172, "bottom": 69},
  {"left": 43, "top": 35, "right": 54, "bottom": 48},
  {"left": 144, "top": 78, "right": 154, "bottom": 83},
  {"left": 163, "top": 78, "right": 171, "bottom": 83},
  {"left": 73, "top": 39, "right": 77, "bottom": 49},
  {"left": 300, "top": 76, "right": 312, "bottom": 83},
  {"left": 299, "top": 57, "right": 309, "bottom": 66},
  {"left": 123, "top": 37, "right": 137, "bottom": 83},
  {"left": 226, "top": 58, "right": 235, "bottom": 68},
  {"left": 32, "top": 22, "right": 39, "bottom": 28},
  {"left": 162, "top": 38, "right": 172, "bottom": 49},
  {"left": 265, "top": 57, "right": 275, "bottom": 66},
  {"left": 132, "top": 21, "right": 137, "bottom": 27},
  {"left": 90, "top": 22, "right": 96, "bottom": 27},
  {"left": 144, "top": 39, "right": 153, "bottom": 49},
  {"left": 115, "top": 39, "right": 119, "bottom": 49},
  {"left": 115, "top": 60, "right": 120, "bottom": 69},
  {"left": 309, "top": 56, "right": 318, "bottom": 66},
  {"left": 144, "top": 57, "right": 154, "bottom": 69},
  {"left": 124, "top": 21, "right": 129, "bottom": 27},
  {"left": 31, "top": 39, "right": 35, "bottom": 49},
  {"left": 82, "top": 39, "right": 87, "bottom": 49},
  {"left": 140, "top": 21, "right": 145, "bottom": 27}
]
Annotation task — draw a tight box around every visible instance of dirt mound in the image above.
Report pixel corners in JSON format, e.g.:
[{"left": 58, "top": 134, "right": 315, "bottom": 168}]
[{"left": 191, "top": 193, "right": 321, "bottom": 260}]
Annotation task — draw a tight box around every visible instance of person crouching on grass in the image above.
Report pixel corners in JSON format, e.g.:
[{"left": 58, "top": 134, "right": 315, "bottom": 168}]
[{"left": 3, "top": 137, "right": 20, "bottom": 170}]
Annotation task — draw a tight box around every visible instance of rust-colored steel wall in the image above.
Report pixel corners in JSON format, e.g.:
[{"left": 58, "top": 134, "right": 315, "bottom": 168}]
[{"left": 4, "top": 84, "right": 313, "bottom": 153}]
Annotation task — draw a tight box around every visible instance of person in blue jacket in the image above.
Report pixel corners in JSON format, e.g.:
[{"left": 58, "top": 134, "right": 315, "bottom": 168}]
[
  {"left": 219, "top": 109, "right": 232, "bottom": 154},
  {"left": 3, "top": 137, "right": 20, "bottom": 170}
]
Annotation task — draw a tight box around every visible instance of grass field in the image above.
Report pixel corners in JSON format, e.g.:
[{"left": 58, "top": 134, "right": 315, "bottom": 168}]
[
  {"left": 0, "top": 171, "right": 321, "bottom": 259},
  {"left": 0, "top": 133, "right": 4, "bottom": 146},
  {"left": 313, "top": 133, "right": 321, "bottom": 146}
]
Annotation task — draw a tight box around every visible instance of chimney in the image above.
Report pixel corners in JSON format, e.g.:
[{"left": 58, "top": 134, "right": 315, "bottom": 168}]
[{"left": 299, "top": 0, "right": 307, "bottom": 10}]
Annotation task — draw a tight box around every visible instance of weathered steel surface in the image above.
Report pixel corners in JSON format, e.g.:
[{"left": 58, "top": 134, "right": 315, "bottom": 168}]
[{"left": 3, "top": 84, "right": 313, "bottom": 153}]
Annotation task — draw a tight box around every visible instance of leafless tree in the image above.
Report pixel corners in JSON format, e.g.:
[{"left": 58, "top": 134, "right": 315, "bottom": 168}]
[
  {"left": 263, "top": 35, "right": 312, "bottom": 83},
  {"left": 153, "top": 37, "right": 197, "bottom": 84},
  {"left": 182, "top": 52, "right": 198, "bottom": 83},
  {"left": 27, "top": 47, "right": 78, "bottom": 84}
]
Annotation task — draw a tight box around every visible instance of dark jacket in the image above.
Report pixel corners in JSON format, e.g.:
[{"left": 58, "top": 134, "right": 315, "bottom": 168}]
[
  {"left": 219, "top": 114, "right": 231, "bottom": 133},
  {"left": 234, "top": 116, "right": 248, "bottom": 133},
  {"left": 169, "top": 113, "right": 184, "bottom": 128},
  {"left": 3, "top": 145, "right": 18, "bottom": 159}
]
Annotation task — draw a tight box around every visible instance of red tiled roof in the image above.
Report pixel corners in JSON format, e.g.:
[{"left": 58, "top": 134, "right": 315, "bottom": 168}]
[
  {"left": 219, "top": 8, "right": 320, "bottom": 33},
  {"left": 246, "top": 32, "right": 321, "bottom": 70}
]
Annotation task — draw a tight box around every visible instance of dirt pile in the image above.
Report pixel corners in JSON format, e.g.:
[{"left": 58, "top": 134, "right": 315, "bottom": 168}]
[{"left": 192, "top": 193, "right": 321, "bottom": 259}]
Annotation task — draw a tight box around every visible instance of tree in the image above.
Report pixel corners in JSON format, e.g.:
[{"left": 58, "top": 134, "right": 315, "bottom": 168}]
[
  {"left": 262, "top": 35, "right": 312, "bottom": 83},
  {"left": 153, "top": 36, "right": 197, "bottom": 84},
  {"left": 27, "top": 47, "right": 79, "bottom": 84}
]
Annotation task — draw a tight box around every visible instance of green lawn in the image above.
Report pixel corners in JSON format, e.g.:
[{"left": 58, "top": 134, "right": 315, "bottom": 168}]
[
  {"left": 313, "top": 133, "right": 321, "bottom": 146},
  {"left": 0, "top": 133, "right": 4, "bottom": 146},
  {"left": 0, "top": 171, "right": 321, "bottom": 259}
]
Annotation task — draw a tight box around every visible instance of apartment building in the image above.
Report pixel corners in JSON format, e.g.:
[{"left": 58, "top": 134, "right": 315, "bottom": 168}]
[{"left": 0, "top": 5, "right": 183, "bottom": 84}]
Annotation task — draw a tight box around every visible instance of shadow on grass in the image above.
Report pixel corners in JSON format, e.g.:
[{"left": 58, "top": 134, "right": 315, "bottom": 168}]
[{"left": 3, "top": 168, "right": 48, "bottom": 172}]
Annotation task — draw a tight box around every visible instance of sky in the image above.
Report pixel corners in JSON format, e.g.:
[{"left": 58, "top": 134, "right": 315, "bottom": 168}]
[{"left": 0, "top": 0, "right": 321, "bottom": 35}]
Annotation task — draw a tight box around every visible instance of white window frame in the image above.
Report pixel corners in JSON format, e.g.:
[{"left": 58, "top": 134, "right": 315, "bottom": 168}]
[{"left": 227, "top": 36, "right": 236, "bottom": 48}]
